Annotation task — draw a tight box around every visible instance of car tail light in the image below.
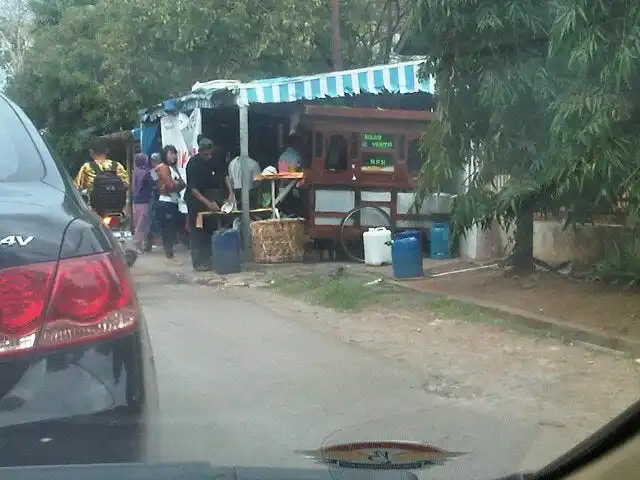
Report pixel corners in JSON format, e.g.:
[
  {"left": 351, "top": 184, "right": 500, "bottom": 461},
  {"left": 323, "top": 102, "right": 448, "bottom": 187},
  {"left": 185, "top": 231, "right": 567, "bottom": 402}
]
[
  {"left": 0, "top": 252, "right": 138, "bottom": 357},
  {"left": 102, "top": 216, "right": 121, "bottom": 228}
]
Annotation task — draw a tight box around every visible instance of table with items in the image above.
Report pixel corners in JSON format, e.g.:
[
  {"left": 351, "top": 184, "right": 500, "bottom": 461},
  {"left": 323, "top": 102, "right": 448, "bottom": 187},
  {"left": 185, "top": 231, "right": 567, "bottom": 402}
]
[
  {"left": 194, "top": 171, "right": 307, "bottom": 265},
  {"left": 254, "top": 171, "right": 305, "bottom": 219},
  {"left": 195, "top": 171, "right": 305, "bottom": 228},
  {"left": 195, "top": 208, "right": 272, "bottom": 229}
]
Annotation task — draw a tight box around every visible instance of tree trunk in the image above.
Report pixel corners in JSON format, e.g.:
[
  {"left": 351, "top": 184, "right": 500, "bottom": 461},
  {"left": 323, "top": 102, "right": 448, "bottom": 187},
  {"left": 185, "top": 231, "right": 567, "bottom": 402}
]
[{"left": 511, "top": 202, "right": 535, "bottom": 273}]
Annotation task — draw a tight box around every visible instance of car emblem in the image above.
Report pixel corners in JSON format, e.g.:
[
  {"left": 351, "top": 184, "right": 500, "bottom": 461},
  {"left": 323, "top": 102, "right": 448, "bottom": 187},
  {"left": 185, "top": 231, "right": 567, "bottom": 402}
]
[{"left": 297, "top": 441, "right": 467, "bottom": 470}]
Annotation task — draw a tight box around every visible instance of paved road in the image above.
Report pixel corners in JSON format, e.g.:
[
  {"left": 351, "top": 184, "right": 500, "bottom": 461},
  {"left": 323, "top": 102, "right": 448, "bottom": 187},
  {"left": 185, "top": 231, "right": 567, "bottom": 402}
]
[{"left": 135, "top": 269, "right": 587, "bottom": 480}]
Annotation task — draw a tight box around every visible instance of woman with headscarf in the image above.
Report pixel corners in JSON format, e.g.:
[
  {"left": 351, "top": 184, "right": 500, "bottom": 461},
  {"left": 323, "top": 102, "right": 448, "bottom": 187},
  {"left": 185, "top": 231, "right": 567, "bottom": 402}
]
[{"left": 131, "top": 152, "right": 154, "bottom": 252}]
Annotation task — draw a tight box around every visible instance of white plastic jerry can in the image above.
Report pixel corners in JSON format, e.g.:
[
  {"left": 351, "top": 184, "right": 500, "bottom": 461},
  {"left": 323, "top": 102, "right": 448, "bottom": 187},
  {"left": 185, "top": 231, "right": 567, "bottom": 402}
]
[{"left": 363, "top": 227, "right": 392, "bottom": 266}]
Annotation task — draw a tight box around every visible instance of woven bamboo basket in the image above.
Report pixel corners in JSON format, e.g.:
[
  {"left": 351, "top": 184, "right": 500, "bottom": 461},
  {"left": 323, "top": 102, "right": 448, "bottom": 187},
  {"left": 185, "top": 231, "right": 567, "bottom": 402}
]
[{"left": 251, "top": 218, "right": 305, "bottom": 263}]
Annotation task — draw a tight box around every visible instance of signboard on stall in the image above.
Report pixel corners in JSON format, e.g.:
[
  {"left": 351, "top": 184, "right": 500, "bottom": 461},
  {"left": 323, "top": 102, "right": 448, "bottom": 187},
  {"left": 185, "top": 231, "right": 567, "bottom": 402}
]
[
  {"left": 361, "top": 152, "right": 394, "bottom": 172},
  {"left": 160, "top": 108, "right": 201, "bottom": 213},
  {"left": 360, "top": 133, "right": 394, "bottom": 150}
]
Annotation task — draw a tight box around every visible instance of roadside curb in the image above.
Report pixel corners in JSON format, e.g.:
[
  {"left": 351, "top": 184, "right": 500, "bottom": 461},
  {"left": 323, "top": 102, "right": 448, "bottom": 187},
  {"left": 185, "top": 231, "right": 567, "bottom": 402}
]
[{"left": 396, "top": 281, "right": 640, "bottom": 356}]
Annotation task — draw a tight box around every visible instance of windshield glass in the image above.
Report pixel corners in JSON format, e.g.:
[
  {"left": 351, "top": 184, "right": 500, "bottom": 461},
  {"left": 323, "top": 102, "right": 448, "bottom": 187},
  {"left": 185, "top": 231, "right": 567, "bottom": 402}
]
[
  {"left": 2, "top": 1, "right": 640, "bottom": 479},
  {"left": 0, "top": 99, "right": 45, "bottom": 182}
]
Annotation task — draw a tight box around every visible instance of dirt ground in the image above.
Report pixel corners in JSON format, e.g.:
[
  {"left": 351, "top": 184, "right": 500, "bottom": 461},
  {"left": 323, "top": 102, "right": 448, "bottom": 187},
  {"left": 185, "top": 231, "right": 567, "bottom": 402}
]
[
  {"left": 407, "top": 268, "right": 640, "bottom": 341},
  {"left": 136, "top": 252, "right": 640, "bottom": 459},
  {"left": 229, "top": 283, "right": 640, "bottom": 446},
  {"left": 140, "top": 247, "right": 640, "bottom": 341}
]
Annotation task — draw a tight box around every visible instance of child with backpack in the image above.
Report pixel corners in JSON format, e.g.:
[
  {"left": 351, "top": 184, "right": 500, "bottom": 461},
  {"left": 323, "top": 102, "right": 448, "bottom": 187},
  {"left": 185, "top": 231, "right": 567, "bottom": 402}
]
[{"left": 74, "top": 138, "right": 129, "bottom": 216}]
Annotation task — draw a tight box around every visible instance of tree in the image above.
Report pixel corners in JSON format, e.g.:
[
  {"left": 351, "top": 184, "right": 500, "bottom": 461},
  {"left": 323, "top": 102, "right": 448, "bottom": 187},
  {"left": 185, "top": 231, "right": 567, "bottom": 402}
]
[
  {"left": 409, "top": 0, "right": 554, "bottom": 272},
  {"left": 0, "top": 0, "right": 32, "bottom": 77},
  {"left": 4, "top": 0, "right": 411, "bottom": 172},
  {"left": 546, "top": 0, "right": 640, "bottom": 226},
  {"left": 6, "top": 1, "right": 141, "bottom": 170}
]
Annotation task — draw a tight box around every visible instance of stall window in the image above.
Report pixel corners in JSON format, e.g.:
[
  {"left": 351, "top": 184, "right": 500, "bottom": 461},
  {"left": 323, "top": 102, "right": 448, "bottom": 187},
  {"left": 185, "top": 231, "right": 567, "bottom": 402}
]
[
  {"left": 301, "top": 129, "right": 313, "bottom": 168},
  {"left": 398, "top": 135, "right": 406, "bottom": 159},
  {"left": 325, "top": 135, "right": 348, "bottom": 171},
  {"left": 407, "top": 139, "right": 425, "bottom": 174},
  {"left": 350, "top": 132, "right": 359, "bottom": 159},
  {"left": 314, "top": 132, "right": 324, "bottom": 158}
]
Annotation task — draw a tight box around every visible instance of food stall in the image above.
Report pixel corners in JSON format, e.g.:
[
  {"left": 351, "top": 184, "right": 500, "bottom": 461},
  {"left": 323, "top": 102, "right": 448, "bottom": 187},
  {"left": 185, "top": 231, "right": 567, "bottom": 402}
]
[{"left": 297, "top": 105, "right": 448, "bottom": 242}]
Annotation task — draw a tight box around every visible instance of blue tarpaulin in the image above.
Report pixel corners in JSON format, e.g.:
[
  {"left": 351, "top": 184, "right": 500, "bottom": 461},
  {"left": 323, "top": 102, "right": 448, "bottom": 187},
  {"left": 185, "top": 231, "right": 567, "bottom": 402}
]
[{"left": 140, "top": 124, "right": 159, "bottom": 155}]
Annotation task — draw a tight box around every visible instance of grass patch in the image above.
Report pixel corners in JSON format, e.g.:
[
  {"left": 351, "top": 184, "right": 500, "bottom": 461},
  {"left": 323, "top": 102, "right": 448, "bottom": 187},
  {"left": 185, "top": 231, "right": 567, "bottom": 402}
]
[
  {"left": 423, "top": 297, "right": 499, "bottom": 322},
  {"left": 421, "top": 297, "right": 554, "bottom": 338},
  {"left": 268, "top": 270, "right": 534, "bottom": 329},
  {"left": 268, "top": 271, "right": 419, "bottom": 311},
  {"left": 268, "top": 270, "right": 511, "bottom": 320},
  {"left": 268, "top": 270, "right": 604, "bottom": 346}
]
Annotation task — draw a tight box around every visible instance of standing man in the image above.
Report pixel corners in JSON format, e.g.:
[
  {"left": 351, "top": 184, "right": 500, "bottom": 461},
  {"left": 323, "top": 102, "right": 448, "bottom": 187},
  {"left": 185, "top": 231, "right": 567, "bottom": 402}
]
[
  {"left": 228, "top": 152, "right": 261, "bottom": 210},
  {"left": 184, "top": 138, "right": 234, "bottom": 271}
]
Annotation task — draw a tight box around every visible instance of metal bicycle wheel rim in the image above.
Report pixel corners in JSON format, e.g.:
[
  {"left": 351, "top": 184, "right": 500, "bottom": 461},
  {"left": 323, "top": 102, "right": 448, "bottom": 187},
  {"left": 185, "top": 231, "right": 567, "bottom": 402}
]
[{"left": 339, "top": 205, "right": 393, "bottom": 263}]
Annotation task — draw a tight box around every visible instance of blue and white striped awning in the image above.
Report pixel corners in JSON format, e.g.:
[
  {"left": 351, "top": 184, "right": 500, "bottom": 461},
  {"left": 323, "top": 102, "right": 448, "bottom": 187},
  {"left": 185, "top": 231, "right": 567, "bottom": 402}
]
[
  {"left": 140, "top": 60, "right": 433, "bottom": 121},
  {"left": 237, "top": 60, "right": 432, "bottom": 106}
]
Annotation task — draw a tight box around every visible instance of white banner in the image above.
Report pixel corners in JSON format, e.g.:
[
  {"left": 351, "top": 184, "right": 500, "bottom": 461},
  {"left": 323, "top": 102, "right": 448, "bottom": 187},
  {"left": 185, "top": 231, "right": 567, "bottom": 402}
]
[
  {"left": 160, "top": 109, "right": 202, "bottom": 213},
  {"left": 182, "top": 108, "right": 202, "bottom": 155}
]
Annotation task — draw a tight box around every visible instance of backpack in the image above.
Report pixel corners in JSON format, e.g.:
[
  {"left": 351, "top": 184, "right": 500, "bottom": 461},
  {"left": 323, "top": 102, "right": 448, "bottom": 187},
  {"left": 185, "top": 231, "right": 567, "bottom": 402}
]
[{"left": 89, "top": 160, "right": 127, "bottom": 212}]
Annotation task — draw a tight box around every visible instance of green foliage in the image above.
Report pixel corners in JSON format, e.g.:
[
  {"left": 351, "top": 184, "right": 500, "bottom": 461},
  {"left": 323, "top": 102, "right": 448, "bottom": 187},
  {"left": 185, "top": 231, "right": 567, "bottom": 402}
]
[
  {"left": 409, "top": 0, "right": 553, "bottom": 270},
  {"left": 547, "top": 0, "right": 640, "bottom": 223},
  {"left": 3, "top": 0, "right": 407, "bottom": 171},
  {"left": 594, "top": 230, "right": 640, "bottom": 287},
  {"left": 6, "top": 1, "right": 136, "bottom": 170},
  {"left": 409, "top": 0, "right": 640, "bottom": 272}
]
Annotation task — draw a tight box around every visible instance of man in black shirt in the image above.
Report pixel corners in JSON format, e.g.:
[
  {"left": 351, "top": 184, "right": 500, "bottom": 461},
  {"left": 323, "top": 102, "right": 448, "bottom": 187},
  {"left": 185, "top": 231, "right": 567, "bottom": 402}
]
[{"left": 185, "top": 138, "right": 233, "bottom": 271}]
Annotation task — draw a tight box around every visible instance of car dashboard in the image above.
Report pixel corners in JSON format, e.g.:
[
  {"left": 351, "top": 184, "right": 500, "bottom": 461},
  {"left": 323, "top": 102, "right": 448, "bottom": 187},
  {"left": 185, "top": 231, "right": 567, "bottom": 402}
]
[{"left": 0, "top": 463, "right": 530, "bottom": 480}]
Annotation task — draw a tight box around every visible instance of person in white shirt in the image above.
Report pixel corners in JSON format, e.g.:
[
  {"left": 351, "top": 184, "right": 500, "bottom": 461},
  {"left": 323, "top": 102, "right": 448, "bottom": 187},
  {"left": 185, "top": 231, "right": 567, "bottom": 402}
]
[{"left": 228, "top": 154, "right": 261, "bottom": 209}]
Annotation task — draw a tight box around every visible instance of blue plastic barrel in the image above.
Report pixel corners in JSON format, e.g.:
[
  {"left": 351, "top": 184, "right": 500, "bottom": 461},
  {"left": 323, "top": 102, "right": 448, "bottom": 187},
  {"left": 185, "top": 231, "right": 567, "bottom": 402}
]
[
  {"left": 212, "top": 229, "right": 241, "bottom": 274},
  {"left": 430, "top": 222, "right": 450, "bottom": 259},
  {"left": 392, "top": 234, "right": 424, "bottom": 279}
]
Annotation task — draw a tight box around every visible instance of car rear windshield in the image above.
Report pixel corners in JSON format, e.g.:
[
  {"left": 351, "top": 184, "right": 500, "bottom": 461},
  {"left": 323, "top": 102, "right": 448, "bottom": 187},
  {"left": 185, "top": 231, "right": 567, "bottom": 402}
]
[{"left": 0, "top": 98, "right": 46, "bottom": 182}]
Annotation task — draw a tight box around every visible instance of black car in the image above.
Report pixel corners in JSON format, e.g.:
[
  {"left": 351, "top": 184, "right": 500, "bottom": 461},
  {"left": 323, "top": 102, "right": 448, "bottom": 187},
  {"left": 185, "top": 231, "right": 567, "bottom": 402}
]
[{"left": 0, "top": 94, "right": 159, "bottom": 466}]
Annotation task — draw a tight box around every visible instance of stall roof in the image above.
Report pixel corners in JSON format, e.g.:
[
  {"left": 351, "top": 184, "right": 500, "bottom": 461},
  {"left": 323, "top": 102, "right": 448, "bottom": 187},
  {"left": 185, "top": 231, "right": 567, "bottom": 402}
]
[
  {"left": 238, "top": 59, "right": 432, "bottom": 105},
  {"left": 141, "top": 60, "right": 433, "bottom": 122}
]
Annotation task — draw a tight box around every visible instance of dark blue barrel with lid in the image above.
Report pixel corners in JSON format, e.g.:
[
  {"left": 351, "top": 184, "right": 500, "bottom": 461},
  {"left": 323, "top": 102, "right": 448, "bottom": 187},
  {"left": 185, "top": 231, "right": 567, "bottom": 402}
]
[
  {"left": 392, "top": 232, "right": 424, "bottom": 279},
  {"left": 212, "top": 229, "right": 241, "bottom": 274}
]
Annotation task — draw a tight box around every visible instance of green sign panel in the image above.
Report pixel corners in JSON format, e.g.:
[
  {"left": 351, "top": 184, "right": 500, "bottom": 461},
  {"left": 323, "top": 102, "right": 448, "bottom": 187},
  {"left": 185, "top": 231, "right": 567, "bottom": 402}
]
[
  {"left": 360, "top": 133, "right": 394, "bottom": 150},
  {"left": 361, "top": 152, "right": 394, "bottom": 172}
]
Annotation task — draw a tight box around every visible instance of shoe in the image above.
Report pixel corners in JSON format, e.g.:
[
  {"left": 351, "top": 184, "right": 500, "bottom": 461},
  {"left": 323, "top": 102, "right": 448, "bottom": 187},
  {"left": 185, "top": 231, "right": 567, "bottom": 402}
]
[
  {"left": 193, "top": 265, "right": 211, "bottom": 272},
  {"left": 166, "top": 257, "right": 183, "bottom": 266}
]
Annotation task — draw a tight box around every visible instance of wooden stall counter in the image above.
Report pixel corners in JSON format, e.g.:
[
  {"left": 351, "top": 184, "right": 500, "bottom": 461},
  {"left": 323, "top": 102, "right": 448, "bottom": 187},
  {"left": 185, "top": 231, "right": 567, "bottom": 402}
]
[{"left": 254, "top": 172, "right": 304, "bottom": 181}]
